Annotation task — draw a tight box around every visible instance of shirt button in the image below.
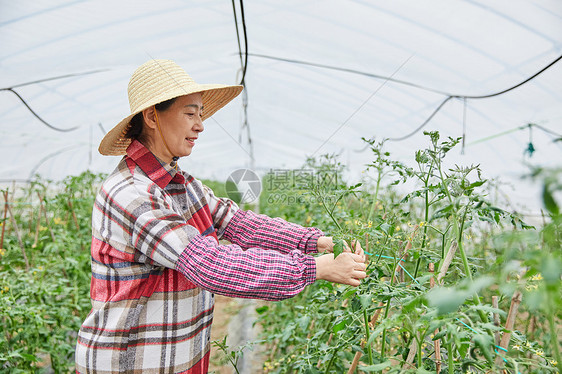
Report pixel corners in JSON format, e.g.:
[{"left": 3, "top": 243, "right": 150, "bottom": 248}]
[{"left": 182, "top": 205, "right": 187, "bottom": 210}]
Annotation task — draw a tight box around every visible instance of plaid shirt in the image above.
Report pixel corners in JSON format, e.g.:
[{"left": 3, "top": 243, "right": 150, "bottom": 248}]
[{"left": 75, "top": 140, "right": 321, "bottom": 373}]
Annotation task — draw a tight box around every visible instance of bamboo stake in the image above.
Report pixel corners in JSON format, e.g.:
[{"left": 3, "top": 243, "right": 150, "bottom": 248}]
[
  {"left": 68, "top": 199, "right": 80, "bottom": 230},
  {"left": 398, "top": 242, "right": 406, "bottom": 283},
  {"left": 404, "top": 335, "right": 418, "bottom": 367},
  {"left": 6, "top": 198, "right": 29, "bottom": 271},
  {"left": 437, "top": 241, "right": 458, "bottom": 285},
  {"left": 1, "top": 190, "right": 8, "bottom": 252},
  {"left": 37, "top": 193, "right": 55, "bottom": 242},
  {"left": 492, "top": 296, "right": 500, "bottom": 347},
  {"left": 494, "top": 291, "right": 522, "bottom": 366},
  {"left": 391, "top": 239, "right": 412, "bottom": 284},
  {"left": 347, "top": 303, "right": 385, "bottom": 374},
  {"left": 364, "top": 233, "right": 369, "bottom": 262},
  {"left": 528, "top": 315, "right": 536, "bottom": 341},
  {"left": 306, "top": 319, "right": 316, "bottom": 340},
  {"left": 28, "top": 204, "right": 34, "bottom": 237},
  {"left": 268, "top": 340, "right": 278, "bottom": 361},
  {"left": 32, "top": 203, "right": 42, "bottom": 248}
]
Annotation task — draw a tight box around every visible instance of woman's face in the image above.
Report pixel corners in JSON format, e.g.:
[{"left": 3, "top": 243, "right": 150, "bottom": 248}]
[{"left": 146, "top": 93, "right": 204, "bottom": 162}]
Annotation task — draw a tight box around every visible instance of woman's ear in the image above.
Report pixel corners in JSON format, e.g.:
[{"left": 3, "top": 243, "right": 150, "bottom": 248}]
[{"left": 142, "top": 107, "right": 157, "bottom": 130}]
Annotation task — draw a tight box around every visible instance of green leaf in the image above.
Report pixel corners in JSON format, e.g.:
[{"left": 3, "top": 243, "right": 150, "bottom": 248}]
[
  {"left": 466, "top": 180, "right": 486, "bottom": 190},
  {"left": 542, "top": 184, "right": 560, "bottom": 215},
  {"left": 473, "top": 334, "right": 494, "bottom": 364},
  {"left": 360, "top": 293, "right": 372, "bottom": 309},
  {"left": 333, "top": 238, "right": 344, "bottom": 258},
  {"left": 255, "top": 305, "right": 269, "bottom": 314},
  {"left": 333, "top": 318, "right": 347, "bottom": 333},
  {"left": 427, "top": 287, "right": 468, "bottom": 315},
  {"left": 541, "top": 255, "right": 562, "bottom": 285},
  {"left": 416, "top": 368, "right": 435, "bottom": 374},
  {"left": 20, "top": 353, "right": 38, "bottom": 362},
  {"left": 361, "top": 360, "right": 392, "bottom": 371}
]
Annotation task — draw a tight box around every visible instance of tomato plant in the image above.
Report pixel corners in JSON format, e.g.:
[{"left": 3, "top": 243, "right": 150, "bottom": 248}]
[
  {"left": 258, "top": 132, "right": 561, "bottom": 373},
  {"left": 0, "top": 172, "right": 105, "bottom": 373}
]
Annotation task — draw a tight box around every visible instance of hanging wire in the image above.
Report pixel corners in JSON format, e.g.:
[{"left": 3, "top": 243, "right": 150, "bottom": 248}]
[
  {"left": 231, "top": 0, "right": 254, "bottom": 167},
  {"left": 1, "top": 88, "right": 79, "bottom": 132},
  {"left": 231, "top": 0, "right": 244, "bottom": 77},
  {"left": 7, "top": 69, "right": 108, "bottom": 89},
  {"left": 467, "top": 123, "right": 561, "bottom": 146},
  {"left": 461, "top": 97, "right": 467, "bottom": 155},
  {"left": 28, "top": 144, "right": 85, "bottom": 180},
  {"left": 238, "top": 0, "right": 249, "bottom": 86},
  {"left": 1, "top": 69, "right": 107, "bottom": 133},
  {"left": 524, "top": 123, "right": 535, "bottom": 157},
  {"left": 248, "top": 52, "right": 562, "bottom": 143},
  {"left": 388, "top": 54, "right": 562, "bottom": 141},
  {"left": 98, "top": 122, "right": 106, "bottom": 135}
]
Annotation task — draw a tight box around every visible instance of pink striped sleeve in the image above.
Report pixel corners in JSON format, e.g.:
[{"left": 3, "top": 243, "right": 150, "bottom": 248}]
[
  {"left": 223, "top": 210, "right": 323, "bottom": 255},
  {"left": 175, "top": 234, "right": 316, "bottom": 300}
]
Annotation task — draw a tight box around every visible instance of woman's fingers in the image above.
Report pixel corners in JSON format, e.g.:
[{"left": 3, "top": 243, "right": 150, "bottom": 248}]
[
  {"left": 342, "top": 241, "right": 365, "bottom": 260},
  {"left": 350, "top": 253, "right": 366, "bottom": 263},
  {"left": 314, "top": 252, "right": 369, "bottom": 287},
  {"left": 353, "top": 269, "right": 367, "bottom": 279}
]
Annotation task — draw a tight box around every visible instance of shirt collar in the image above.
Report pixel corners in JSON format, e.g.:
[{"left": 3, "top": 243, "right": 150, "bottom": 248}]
[{"left": 126, "top": 139, "right": 186, "bottom": 188}]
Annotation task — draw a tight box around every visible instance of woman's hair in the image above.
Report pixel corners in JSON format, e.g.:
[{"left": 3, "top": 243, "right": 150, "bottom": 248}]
[{"left": 125, "top": 98, "right": 177, "bottom": 143}]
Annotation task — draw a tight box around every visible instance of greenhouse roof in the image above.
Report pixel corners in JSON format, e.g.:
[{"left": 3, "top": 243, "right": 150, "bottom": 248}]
[{"left": 1, "top": 0, "right": 561, "bottom": 214}]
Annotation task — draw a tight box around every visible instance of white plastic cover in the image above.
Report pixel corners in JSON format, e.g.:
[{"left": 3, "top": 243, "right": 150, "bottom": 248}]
[{"left": 1, "top": 0, "right": 561, "bottom": 214}]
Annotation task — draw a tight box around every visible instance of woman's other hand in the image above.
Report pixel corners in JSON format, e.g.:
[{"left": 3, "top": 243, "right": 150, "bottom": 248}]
[
  {"left": 317, "top": 236, "right": 334, "bottom": 253},
  {"left": 317, "top": 236, "right": 365, "bottom": 259},
  {"left": 314, "top": 252, "right": 367, "bottom": 287}
]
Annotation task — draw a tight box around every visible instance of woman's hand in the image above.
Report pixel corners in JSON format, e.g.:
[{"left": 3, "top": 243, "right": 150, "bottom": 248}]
[
  {"left": 317, "top": 236, "right": 334, "bottom": 253},
  {"left": 315, "top": 252, "right": 367, "bottom": 287},
  {"left": 317, "top": 236, "right": 365, "bottom": 259}
]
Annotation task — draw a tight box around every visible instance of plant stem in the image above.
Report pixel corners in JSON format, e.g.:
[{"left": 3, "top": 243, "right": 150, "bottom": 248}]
[
  {"left": 367, "top": 171, "right": 382, "bottom": 223},
  {"left": 414, "top": 165, "right": 432, "bottom": 278},
  {"left": 437, "top": 159, "right": 487, "bottom": 322},
  {"left": 380, "top": 301, "right": 392, "bottom": 359},
  {"left": 417, "top": 333, "right": 422, "bottom": 368},
  {"left": 363, "top": 308, "right": 373, "bottom": 365},
  {"left": 319, "top": 193, "right": 343, "bottom": 231},
  {"left": 547, "top": 300, "right": 561, "bottom": 374},
  {"left": 324, "top": 350, "right": 337, "bottom": 374},
  {"left": 447, "top": 341, "right": 454, "bottom": 374}
]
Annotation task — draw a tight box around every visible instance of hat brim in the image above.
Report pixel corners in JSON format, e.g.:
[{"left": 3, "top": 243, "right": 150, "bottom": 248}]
[{"left": 98, "top": 84, "right": 243, "bottom": 156}]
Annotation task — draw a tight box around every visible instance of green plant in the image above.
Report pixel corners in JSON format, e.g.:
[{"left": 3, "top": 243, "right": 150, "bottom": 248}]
[
  {"left": 0, "top": 171, "right": 105, "bottom": 373},
  {"left": 257, "top": 133, "right": 560, "bottom": 373}
]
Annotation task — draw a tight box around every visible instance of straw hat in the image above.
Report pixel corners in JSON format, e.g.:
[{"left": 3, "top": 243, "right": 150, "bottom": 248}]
[{"left": 99, "top": 59, "right": 243, "bottom": 155}]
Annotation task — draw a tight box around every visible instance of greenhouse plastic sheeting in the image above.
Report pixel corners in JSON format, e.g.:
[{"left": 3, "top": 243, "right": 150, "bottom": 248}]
[{"left": 1, "top": 0, "right": 561, "bottom": 214}]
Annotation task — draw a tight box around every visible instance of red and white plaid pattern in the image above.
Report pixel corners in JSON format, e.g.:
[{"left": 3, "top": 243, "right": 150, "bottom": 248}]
[{"left": 75, "top": 140, "right": 321, "bottom": 373}]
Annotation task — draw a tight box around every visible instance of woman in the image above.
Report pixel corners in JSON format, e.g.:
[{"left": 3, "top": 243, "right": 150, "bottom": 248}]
[{"left": 75, "top": 59, "right": 366, "bottom": 373}]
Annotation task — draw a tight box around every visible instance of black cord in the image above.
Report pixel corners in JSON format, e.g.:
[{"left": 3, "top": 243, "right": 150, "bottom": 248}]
[
  {"left": 6, "top": 69, "right": 108, "bottom": 89},
  {"left": 1, "top": 88, "right": 79, "bottom": 132},
  {"left": 248, "top": 53, "right": 450, "bottom": 96},
  {"left": 231, "top": 0, "right": 244, "bottom": 75},
  {"left": 248, "top": 52, "right": 562, "bottom": 143},
  {"left": 249, "top": 53, "right": 562, "bottom": 100},
  {"left": 532, "top": 123, "right": 562, "bottom": 138},
  {"left": 388, "top": 97, "right": 453, "bottom": 141},
  {"left": 387, "top": 54, "right": 562, "bottom": 141},
  {"left": 0, "top": 69, "right": 107, "bottom": 133},
  {"left": 238, "top": 0, "right": 249, "bottom": 86}
]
